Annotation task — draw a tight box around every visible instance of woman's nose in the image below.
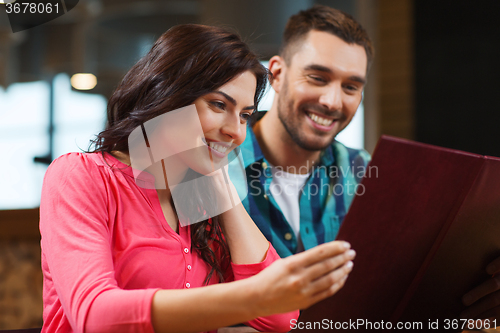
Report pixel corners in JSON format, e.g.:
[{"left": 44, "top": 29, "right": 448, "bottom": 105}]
[{"left": 221, "top": 114, "right": 243, "bottom": 141}]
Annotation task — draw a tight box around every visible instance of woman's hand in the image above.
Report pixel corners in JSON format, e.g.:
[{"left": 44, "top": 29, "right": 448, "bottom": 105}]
[
  {"left": 247, "top": 241, "right": 356, "bottom": 317},
  {"left": 206, "top": 165, "right": 241, "bottom": 213}
]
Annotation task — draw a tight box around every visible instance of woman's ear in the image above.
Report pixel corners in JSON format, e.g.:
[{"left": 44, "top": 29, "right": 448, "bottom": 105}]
[{"left": 268, "top": 55, "right": 286, "bottom": 94}]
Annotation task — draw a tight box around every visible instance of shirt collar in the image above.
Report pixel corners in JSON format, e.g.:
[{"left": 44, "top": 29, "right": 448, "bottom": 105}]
[
  {"left": 319, "top": 144, "right": 336, "bottom": 167},
  {"left": 240, "top": 112, "right": 266, "bottom": 168}
]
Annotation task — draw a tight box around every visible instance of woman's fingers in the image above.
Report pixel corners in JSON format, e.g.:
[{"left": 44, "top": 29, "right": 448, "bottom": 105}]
[
  {"left": 301, "top": 249, "right": 356, "bottom": 283},
  {"left": 303, "top": 260, "right": 354, "bottom": 297},
  {"left": 308, "top": 273, "right": 350, "bottom": 307},
  {"left": 251, "top": 241, "right": 356, "bottom": 316},
  {"left": 292, "top": 241, "right": 351, "bottom": 269}
]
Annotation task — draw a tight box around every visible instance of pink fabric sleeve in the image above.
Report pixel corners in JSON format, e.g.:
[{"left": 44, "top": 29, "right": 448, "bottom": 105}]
[
  {"left": 231, "top": 245, "right": 300, "bottom": 333},
  {"left": 40, "top": 154, "right": 158, "bottom": 333}
]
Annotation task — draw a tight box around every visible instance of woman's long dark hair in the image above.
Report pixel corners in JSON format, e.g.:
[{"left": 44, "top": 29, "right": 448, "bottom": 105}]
[{"left": 90, "top": 24, "right": 268, "bottom": 284}]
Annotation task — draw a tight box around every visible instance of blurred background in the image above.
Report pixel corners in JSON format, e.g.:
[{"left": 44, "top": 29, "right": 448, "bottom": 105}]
[{"left": 1, "top": 0, "right": 499, "bottom": 329}]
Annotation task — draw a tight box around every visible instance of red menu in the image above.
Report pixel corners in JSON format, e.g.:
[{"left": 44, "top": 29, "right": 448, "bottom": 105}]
[{"left": 297, "top": 136, "right": 500, "bottom": 332}]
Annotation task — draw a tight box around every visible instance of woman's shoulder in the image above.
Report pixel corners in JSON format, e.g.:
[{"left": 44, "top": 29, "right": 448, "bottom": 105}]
[
  {"left": 47, "top": 152, "right": 106, "bottom": 175},
  {"left": 49, "top": 151, "right": 129, "bottom": 172},
  {"left": 44, "top": 152, "right": 127, "bottom": 187},
  {"left": 44, "top": 151, "right": 141, "bottom": 191}
]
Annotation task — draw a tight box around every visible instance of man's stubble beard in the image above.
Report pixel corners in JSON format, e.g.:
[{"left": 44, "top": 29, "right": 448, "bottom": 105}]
[{"left": 277, "top": 78, "right": 337, "bottom": 152}]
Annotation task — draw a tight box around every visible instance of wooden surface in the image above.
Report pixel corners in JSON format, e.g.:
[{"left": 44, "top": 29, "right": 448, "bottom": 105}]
[{"left": 0, "top": 208, "right": 40, "bottom": 240}]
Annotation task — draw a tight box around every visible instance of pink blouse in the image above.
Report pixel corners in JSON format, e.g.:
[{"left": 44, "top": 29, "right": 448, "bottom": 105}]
[{"left": 39, "top": 152, "right": 298, "bottom": 333}]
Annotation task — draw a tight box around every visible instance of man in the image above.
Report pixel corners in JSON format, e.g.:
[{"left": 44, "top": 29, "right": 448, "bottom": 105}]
[
  {"left": 240, "top": 5, "right": 372, "bottom": 258},
  {"left": 239, "top": 4, "right": 500, "bottom": 323}
]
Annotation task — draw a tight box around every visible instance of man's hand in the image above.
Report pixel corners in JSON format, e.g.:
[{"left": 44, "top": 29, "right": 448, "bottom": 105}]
[{"left": 461, "top": 256, "right": 500, "bottom": 323}]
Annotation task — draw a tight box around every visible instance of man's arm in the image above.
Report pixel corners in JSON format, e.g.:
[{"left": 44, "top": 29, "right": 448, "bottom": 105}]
[{"left": 461, "top": 256, "right": 500, "bottom": 323}]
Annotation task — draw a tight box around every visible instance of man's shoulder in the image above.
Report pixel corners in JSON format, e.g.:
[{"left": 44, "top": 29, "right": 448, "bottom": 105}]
[
  {"left": 324, "top": 141, "right": 371, "bottom": 185},
  {"left": 326, "top": 140, "right": 371, "bottom": 167},
  {"left": 332, "top": 140, "right": 371, "bottom": 158}
]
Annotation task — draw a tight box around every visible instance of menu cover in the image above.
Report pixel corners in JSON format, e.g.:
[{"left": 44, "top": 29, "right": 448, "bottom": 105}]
[{"left": 296, "top": 136, "right": 500, "bottom": 332}]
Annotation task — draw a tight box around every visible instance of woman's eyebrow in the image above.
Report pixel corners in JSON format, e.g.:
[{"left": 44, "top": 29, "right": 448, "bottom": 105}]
[
  {"left": 213, "top": 91, "right": 255, "bottom": 110},
  {"left": 213, "top": 91, "right": 237, "bottom": 106}
]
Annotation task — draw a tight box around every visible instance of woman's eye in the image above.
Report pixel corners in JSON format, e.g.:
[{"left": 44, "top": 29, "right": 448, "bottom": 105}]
[
  {"left": 240, "top": 112, "right": 253, "bottom": 122},
  {"left": 210, "top": 101, "right": 226, "bottom": 110}
]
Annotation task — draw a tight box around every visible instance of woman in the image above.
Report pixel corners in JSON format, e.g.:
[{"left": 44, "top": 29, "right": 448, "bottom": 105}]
[{"left": 40, "top": 24, "right": 355, "bottom": 333}]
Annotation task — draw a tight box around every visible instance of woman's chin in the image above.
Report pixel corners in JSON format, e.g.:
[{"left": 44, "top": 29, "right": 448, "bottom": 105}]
[{"left": 189, "top": 160, "right": 221, "bottom": 176}]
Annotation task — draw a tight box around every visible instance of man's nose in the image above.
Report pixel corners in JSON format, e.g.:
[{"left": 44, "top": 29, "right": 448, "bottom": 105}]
[{"left": 319, "top": 83, "right": 342, "bottom": 111}]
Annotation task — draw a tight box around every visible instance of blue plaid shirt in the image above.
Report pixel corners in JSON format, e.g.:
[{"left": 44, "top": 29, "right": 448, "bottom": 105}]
[{"left": 239, "top": 114, "right": 371, "bottom": 258}]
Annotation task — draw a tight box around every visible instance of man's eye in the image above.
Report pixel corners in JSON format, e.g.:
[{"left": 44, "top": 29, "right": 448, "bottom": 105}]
[
  {"left": 308, "top": 75, "right": 327, "bottom": 84},
  {"left": 210, "top": 101, "right": 226, "bottom": 110},
  {"left": 343, "top": 85, "right": 359, "bottom": 93}
]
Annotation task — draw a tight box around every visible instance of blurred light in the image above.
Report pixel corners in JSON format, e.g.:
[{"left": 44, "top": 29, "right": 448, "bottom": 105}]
[{"left": 71, "top": 73, "right": 97, "bottom": 90}]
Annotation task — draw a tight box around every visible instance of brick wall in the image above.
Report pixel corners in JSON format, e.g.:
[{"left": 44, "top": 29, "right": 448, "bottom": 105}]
[
  {"left": 377, "top": 0, "right": 415, "bottom": 141},
  {"left": 0, "top": 209, "right": 42, "bottom": 329}
]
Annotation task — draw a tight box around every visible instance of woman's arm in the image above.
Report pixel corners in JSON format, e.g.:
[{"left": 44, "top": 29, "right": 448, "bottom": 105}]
[
  {"left": 220, "top": 200, "right": 270, "bottom": 264},
  {"left": 208, "top": 166, "right": 272, "bottom": 264},
  {"left": 151, "top": 240, "right": 355, "bottom": 333},
  {"left": 41, "top": 153, "right": 160, "bottom": 333}
]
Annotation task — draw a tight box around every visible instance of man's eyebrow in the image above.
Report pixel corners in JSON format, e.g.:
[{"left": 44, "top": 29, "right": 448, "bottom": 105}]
[
  {"left": 304, "top": 64, "right": 333, "bottom": 74},
  {"left": 213, "top": 91, "right": 255, "bottom": 110},
  {"left": 348, "top": 76, "right": 366, "bottom": 85},
  {"left": 304, "top": 64, "right": 366, "bottom": 85}
]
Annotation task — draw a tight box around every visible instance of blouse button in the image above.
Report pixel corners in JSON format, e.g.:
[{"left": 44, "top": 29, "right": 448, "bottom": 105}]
[
  {"left": 284, "top": 232, "right": 292, "bottom": 241},
  {"left": 184, "top": 248, "right": 189, "bottom": 254},
  {"left": 186, "top": 282, "right": 191, "bottom": 288},
  {"left": 187, "top": 265, "right": 192, "bottom": 271}
]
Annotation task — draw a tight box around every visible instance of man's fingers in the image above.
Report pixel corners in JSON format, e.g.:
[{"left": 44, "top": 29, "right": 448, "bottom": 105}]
[
  {"left": 486, "top": 256, "right": 500, "bottom": 275},
  {"left": 461, "top": 289, "right": 500, "bottom": 319},
  {"left": 463, "top": 275, "right": 500, "bottom": 306},
  {"left": 292, "top": 241, "right": 351, "bottom": 268}
]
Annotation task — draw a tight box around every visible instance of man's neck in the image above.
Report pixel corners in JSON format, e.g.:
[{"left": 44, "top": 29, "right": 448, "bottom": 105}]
[{"left": 253, "top": 108, "right": 321, "bottom": 175}]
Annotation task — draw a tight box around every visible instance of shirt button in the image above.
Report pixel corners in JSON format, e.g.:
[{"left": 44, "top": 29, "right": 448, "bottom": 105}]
[
  {"left": 186, "top": 282, "right": 191, "bottom": 288},
  {"left": 262, "top": 161, "right": 268, "bottom": 169},
  {"left": 263, "top": 194, "right": 268, "bottom": 199},
  {"left": 184, "top": 248, "right": 189, "bottom": 254},
  {"left": 187, "top": 265, "right": 192, "bottom": 270},
  {"left": 284, "top": 232, "right": 292, "bottom": 241}
]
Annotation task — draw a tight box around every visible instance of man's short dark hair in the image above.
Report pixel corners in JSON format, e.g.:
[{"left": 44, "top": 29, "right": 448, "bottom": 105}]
[{"left": 281, "top": 5, "right": 374, "bottom": 71}]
